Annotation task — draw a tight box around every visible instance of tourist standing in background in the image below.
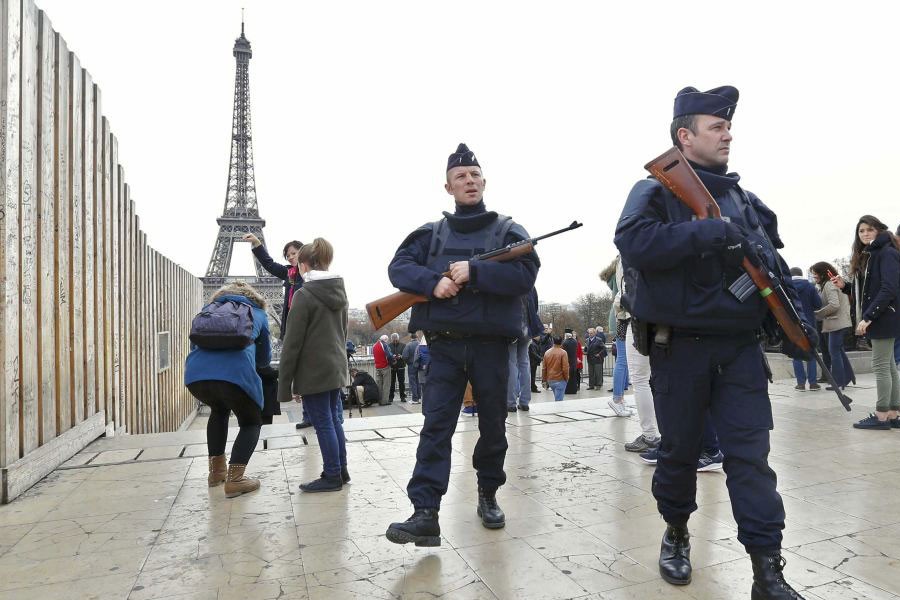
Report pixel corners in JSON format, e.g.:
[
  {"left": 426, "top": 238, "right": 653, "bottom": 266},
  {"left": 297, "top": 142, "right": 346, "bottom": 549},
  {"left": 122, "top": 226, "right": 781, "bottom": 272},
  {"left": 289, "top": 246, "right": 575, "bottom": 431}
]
[
  {"left": 810, "top": 262, "right": 855, "bottom": 390},
  {"left": 832, "top": 215, "right": 900, "bottom": 430},
  {"left": 373, "top": 334, "right": 393, "bottom": 405},
  {"left": 789, "top": 267, "right": 823, "bottom": 391}
]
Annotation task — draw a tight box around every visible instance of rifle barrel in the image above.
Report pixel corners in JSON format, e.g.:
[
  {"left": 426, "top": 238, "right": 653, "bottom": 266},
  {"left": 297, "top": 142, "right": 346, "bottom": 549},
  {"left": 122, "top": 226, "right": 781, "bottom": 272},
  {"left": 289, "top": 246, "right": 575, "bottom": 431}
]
[{"left": 532, "top": 221, "right": 583, "bottom": 244}]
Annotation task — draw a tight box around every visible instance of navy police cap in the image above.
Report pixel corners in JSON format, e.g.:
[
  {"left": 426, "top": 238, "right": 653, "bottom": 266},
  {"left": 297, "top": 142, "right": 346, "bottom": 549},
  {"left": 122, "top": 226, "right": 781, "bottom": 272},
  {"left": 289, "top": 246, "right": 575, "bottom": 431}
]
[
  {"left": 673, "top": 86, "right": 739, "bottom": 120},
  {"left": 447, "top": 143, "right": 480, "bottom": 171}
]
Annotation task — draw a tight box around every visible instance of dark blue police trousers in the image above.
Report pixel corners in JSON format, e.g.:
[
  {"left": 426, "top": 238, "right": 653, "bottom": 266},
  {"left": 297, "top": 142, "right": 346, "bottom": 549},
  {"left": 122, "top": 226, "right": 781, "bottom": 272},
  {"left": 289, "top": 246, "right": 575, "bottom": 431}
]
[
  {"left": 407, "top": 336, "right": 510, "bottom": 509},
  {"left": 649, "top": 334, "right": 785, "bottom": 553}
]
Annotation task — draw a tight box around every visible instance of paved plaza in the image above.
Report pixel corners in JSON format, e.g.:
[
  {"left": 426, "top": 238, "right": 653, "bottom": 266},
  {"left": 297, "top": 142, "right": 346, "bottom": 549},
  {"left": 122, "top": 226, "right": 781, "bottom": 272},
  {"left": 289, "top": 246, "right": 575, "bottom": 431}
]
[{"left": 0, "top": 374, "right": 898, "bottom": 599}]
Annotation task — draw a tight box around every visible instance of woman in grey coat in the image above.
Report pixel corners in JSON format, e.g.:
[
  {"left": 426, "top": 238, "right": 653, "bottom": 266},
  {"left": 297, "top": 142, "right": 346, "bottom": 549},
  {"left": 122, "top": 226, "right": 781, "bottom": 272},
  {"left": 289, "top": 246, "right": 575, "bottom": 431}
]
[
  {"left": 811, "top": 262, "right": 855, "bottom": 389},
  {"left": 278, "top": 238, "right": 350, "bottom": 492}
]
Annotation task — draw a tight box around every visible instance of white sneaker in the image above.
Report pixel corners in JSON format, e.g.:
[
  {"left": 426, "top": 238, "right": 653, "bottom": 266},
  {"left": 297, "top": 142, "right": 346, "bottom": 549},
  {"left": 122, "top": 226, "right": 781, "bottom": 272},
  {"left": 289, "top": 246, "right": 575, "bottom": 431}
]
[{"left": 608, "top": 399, "right": 634, "bottom": 417}]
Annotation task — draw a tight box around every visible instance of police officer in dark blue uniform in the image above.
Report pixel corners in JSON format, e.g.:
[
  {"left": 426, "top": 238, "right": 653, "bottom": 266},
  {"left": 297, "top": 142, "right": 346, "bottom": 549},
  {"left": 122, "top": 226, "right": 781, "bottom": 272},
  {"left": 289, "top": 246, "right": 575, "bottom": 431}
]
[
  {"left": 615, "top": 87, "right": 808, "bottom": 600},
  {"left": 385, "top": 143, "right": 539, "bottom": 546}
]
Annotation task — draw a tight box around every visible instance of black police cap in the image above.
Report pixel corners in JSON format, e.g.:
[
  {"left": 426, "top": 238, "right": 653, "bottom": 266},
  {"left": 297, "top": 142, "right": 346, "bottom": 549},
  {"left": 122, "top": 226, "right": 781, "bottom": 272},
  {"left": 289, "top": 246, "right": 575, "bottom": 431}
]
[
  {"left": 447, "top": 143, "right": 480, "bottom": 171},
  {"left": 673, "top": 86, "right": 739, "bottom": 120}
]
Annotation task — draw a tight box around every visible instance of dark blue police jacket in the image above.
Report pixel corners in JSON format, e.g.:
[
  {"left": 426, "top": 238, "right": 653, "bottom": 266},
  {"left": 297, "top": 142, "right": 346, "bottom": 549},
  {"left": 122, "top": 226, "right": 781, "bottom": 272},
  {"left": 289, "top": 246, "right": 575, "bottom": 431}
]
[
  {"left": 388, "top": 203, "right": 540, "bottom": 338},
  {"left": 615, "top": 165, "right": 801, "bottom": 334}
]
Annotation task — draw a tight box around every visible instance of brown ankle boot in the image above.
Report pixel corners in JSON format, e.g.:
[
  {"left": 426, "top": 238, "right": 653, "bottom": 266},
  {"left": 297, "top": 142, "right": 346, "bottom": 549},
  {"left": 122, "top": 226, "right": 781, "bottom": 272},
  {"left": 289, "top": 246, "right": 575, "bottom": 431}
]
[
  {"left": 224, "top": 464, "right": 260, "bottom": 498},
  {"left": 208, "top": 455, "right": 227, "bottom": 487}
]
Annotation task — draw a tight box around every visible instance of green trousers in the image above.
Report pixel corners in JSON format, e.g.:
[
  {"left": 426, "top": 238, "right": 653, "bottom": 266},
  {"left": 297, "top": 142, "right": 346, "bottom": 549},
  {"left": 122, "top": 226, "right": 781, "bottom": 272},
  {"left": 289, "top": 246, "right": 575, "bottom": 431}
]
[{"left": 871, "top": 337, "right": 900, "bottom": 412}]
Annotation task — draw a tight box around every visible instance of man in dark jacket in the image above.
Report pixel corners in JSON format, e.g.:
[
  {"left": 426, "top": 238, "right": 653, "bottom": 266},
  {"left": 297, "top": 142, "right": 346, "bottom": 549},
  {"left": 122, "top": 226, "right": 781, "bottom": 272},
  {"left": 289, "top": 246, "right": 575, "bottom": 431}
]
[
  {"left": 350, "top": 368, "right": 380, "bottom": 406},
  {"left": 614, "top": 85, "right": 809, "bottom": 598},
  {"left": 584, "top": 327, "right": 607, "bottom": 390},
  {"left": 402, "top": 333, "right": 421, "bottom": 404},
  {"left": 385, "top": 143, "right": 539, "bottom": 546},
  {"left": 790, "top": 268, "right": 823, "bottom": 391},
  {"left": 388, "top": 333, "right": 407, "bottom": 402},
  {"left": 561, "top": 329, "right": 579, "bottom": 394}
]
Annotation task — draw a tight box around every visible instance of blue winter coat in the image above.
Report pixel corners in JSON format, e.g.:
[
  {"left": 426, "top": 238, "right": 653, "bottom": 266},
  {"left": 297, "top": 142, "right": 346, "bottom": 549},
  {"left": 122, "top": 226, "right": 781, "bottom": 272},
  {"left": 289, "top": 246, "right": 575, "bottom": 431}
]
[
  {"left": 789, "top": 276, "right": 822, "bottom": 326},
  {"left": 184, "top": 294, "right": 272, "bottom": 408}
]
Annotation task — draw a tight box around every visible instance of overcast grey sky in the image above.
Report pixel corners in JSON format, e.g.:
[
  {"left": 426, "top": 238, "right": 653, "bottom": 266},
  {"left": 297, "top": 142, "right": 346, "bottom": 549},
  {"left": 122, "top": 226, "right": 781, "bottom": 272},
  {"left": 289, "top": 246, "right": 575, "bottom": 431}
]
[{"left": 37, "top": 0, "right": 900, "bottom": 308}]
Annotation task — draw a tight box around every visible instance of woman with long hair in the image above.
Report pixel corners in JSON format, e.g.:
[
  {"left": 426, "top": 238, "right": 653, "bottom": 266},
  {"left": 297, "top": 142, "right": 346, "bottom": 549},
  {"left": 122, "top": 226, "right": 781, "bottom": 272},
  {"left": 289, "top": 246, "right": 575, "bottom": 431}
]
[
  {"left": 278, "top": 238, "right": 351, "bottom": 491},
  {"left": 810, "top": 261, "right": 855, "bottom": 389},
  {"left": 831, "top": 215, "right": 900, "bottom": 429},
  {"left": 185, "top": 281, "right": 270, "bottom": 498}
]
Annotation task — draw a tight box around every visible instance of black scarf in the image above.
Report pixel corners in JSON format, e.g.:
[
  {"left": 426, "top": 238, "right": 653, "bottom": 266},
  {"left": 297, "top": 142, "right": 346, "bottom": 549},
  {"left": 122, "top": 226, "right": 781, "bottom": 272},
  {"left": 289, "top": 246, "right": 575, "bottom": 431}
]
[
  {"left": 688, "top": 160, "right": 741, "bottom": 197},
  {"left": 443, "top": 199, "right": 498, "bottom": 233}
]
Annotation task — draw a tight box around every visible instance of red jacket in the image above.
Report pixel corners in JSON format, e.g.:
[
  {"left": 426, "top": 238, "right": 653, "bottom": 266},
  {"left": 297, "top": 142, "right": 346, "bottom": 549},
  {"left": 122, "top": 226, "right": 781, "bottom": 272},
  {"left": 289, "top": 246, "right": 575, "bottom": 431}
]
[
  {"left": 373, "top": 340, "right": 391, "bottom": 369},
  {"left": 576, "top": 342, "right": 584, "bottom": 370}
]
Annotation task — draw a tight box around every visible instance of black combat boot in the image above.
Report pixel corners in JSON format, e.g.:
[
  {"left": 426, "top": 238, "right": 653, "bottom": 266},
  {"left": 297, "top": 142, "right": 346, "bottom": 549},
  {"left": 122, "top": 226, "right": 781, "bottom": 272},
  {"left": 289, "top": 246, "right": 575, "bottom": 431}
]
[
  {"left": 385, "top": 509, "right": 441, "bottom": 546},
  {"left": 750, "top": 551, "right": 806, "bottom": 599},
  {"left": 477, "top": 487, "right": 506, "bottom": 529},
  {"left": 659, "top": 524, "right": 691, "bottom": 585}
]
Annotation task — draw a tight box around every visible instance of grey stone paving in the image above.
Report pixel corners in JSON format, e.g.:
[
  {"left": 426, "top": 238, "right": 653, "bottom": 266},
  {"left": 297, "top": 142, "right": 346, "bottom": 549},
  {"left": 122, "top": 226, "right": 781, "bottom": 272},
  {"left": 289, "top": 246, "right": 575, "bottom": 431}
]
[{"left": 0, "top": 374, "right": 898, "bottom": 599}]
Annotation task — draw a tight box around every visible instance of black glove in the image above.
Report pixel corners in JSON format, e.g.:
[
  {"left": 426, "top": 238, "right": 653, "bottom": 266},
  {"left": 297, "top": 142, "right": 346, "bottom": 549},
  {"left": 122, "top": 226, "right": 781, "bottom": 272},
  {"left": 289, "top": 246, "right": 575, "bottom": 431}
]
[
  {"left": 780, "top": 321, "right": 818, "bottom": 362},
  {"left": 720, "top": 222, "right": 761, "bottom": 269}
]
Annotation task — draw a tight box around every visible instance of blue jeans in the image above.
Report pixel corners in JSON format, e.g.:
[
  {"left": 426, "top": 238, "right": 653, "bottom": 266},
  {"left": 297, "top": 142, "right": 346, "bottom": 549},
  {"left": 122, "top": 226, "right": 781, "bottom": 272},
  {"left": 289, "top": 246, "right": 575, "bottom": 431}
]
[
  {"left": 828, "top": 328, "right": 853, "bottom": 388},
  {"left": 507, "top": 337, "right": 532, "bottom": 408},
  {"left": 894, "top": 337, "right": 900, "bottom": 367},
  {"left": 304, "top": 389, "right": 347, "bottom": 477},
  {"left": 613, "top": 339, "right": 629, "bottom": 398},
  {"left": 792, "top": 358, "right": 817, "bottom": 385},
  {"left": 549, "top": 380, "right": 566, "bottom": 401}
]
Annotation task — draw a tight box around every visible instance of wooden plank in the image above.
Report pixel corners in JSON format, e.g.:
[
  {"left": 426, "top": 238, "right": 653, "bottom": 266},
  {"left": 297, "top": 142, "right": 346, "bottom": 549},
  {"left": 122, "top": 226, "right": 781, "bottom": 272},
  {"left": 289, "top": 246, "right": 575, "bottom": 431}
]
[
  {"left": 80, "top": 68, "right": 95, "bottom": 419},
  {"left": 68, "top": 50, "right": 83, "bottom": 427},
  {"left": 125, "top": 190, "right": 134, "bottom": 433},
  {"left": 18, "top": 0, "right": 39, "bottom": 456},
  {"left": 53, "top": 31, "right": 70, "bottom": 434},
  {"left": 91, "top": 83, "right": 103, "bottom": 418},
  {"left": 138, "top": 230, "right": 147, "bottom": 433},
  {"left": 101, "top": 117, "right": 112, "bottom": 427},
  {"left": 1, "top": 410, "right": 104, "bottom": 503},
  {"left": 113, "top": 161, "right": 122, "bottom": 430},
  {"left": 0, "top": 0, "right": 22, "bottom": 468},
  {"left": 36, "top": 9, "right": 56, "bottom": 445},
  {"left": 148, "top": 246, "right": 157, "bottom": 433}
]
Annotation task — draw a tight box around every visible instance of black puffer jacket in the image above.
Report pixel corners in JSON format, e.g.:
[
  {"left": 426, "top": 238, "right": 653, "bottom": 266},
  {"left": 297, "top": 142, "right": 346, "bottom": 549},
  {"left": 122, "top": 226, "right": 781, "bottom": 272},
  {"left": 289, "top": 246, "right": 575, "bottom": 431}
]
[{"left": 845, "top": 232, "right": 900, "bottom": 340}]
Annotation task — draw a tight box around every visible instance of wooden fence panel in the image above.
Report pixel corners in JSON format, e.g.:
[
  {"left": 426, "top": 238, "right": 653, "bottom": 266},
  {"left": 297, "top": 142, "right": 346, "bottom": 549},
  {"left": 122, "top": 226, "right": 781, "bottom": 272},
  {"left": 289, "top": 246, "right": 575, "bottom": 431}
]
[
  {"left": 113, "top": 162, "right": 122, "bottom": 431},
  {"left": 52, "top": 31, "right": 70, "bottom": 435},
  {"left": 91, "top": 84, "right": 103, "bottom": 418},
  {"left": 68, "top": 50, "right": 83, "bottom": 427},
  {"left": 19, "top": 0, "right": 39, "bottom": 456},
  {"left": 80, "top": 69, "right": 95, "bottom": 419},
  {"left": 36, "top": 9, "right": 56, "bottom": 445},
  {"left": 0, "top": 0, "right": 22, "bottom": 468},
  {"left": 101, "top": 118, "right": 112, "bottom": 428}
]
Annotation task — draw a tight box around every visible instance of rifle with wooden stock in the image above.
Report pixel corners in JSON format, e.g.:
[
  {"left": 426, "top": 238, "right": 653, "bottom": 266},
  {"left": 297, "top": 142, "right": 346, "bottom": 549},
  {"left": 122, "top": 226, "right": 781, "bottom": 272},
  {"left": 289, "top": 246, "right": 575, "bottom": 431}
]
[
  {"left": 644, "top": 147, "right": 852, "bottom": 411},
  {"left": 366, "top": 220, "right": 583, "bottom": 330}
]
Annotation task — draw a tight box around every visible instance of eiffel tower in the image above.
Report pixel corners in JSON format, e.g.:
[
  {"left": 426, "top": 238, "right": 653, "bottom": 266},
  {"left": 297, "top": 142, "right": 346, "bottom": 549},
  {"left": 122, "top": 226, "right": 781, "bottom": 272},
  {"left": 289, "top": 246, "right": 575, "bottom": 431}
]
[{"left": 202, "top": 19, "right": 283, "bottom": 334}]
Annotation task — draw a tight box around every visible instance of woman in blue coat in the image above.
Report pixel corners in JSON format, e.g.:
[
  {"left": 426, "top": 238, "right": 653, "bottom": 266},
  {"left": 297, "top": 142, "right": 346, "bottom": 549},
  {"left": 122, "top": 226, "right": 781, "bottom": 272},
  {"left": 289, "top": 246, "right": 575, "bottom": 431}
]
[
  {"left": 832, "top": 215, "right": 900, "bottom": 429},
  {"left": 185, "top": 281, "right": 271, "bottom": 498}
]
